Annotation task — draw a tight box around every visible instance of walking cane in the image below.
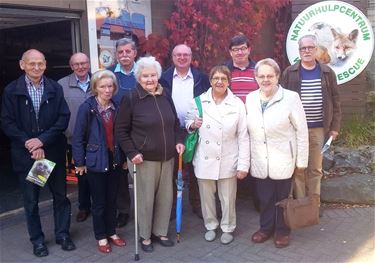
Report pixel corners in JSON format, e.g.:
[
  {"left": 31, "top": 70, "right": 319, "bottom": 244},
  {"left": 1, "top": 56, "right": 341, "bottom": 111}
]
[{"left": 133, "top": 163, "right": 140, "bottom": 261}]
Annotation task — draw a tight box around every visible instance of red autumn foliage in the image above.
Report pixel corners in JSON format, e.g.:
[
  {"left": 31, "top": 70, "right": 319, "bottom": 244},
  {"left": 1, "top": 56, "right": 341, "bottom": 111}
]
[{"left": 138, "top": 0, "right": 291, "bottom": 71}]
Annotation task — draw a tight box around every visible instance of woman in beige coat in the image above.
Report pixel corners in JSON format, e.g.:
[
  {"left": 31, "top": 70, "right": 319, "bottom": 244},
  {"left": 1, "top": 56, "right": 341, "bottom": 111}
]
[
  {"left": 185, "top": 65, "right": 249, "bottom": 245},
  {"left": 246, "top": 58, "right": 308, "bottom": 248}
]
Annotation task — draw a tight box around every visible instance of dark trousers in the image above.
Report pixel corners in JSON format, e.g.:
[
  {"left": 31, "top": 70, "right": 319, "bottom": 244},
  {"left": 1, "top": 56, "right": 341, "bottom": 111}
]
[
  {"left": 78, "top": 174, "right": 91, "bottom": 212},
  {"left": 87, "top": 165, "right": 123, "bottom": 240},
  {"left": 67, "top": 144, "right": 91, "bottom": 212},
  {"left": 255, "top": 177, "right": 292, "bottom": 236},
  {"left": 18, "top": 163, "right": 71, "bottom": 245},
  {"left": 116, "top": 168, "right": 131, "bottom": 214}
]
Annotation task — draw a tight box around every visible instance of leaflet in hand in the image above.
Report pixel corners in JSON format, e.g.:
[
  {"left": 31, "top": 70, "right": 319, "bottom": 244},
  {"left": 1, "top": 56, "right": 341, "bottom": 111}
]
[
  {"left": 321, "top": 136, "right": 333, "bottom": 154},
  {"left": 26, "top": 159, "right": 56, "bottom": 187}
]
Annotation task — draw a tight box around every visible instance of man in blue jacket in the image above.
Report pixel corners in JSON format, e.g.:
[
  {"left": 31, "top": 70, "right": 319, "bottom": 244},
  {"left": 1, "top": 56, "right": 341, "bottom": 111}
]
[
  {"left": 1, "top": 49, "right": 75, "bottom": 257},
  {"left": 159, "top": 44, "right": 210, "bottom": 219}
]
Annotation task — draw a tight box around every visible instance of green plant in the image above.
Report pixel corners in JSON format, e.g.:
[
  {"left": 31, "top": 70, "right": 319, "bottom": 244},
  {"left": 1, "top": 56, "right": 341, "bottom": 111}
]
[{"left": 336, "top": 117, "right": 375, "bottom": 147}]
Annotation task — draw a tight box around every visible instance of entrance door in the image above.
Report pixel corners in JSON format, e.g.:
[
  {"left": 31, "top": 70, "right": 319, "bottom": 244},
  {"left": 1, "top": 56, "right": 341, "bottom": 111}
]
[{"left": 0, "top": 8, "right": 81, "bottom": 214}]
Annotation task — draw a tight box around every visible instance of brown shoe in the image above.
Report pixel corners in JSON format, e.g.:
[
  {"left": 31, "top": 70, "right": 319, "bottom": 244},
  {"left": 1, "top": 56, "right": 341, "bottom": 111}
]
[
  {"left": 251, "top": 231, "right": 271, "bottom": 243},
  {"left": 274, "top": 235, "right": 290, "bottom": 248},
  {"left": 76, "top": 210, "right": 90, "bottom": 222}
]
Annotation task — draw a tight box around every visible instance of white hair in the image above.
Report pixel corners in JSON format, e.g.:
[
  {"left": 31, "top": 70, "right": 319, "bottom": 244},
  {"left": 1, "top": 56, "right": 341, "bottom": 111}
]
[{"left": 134, "top": 56, "right": 162, "bottom": 80}]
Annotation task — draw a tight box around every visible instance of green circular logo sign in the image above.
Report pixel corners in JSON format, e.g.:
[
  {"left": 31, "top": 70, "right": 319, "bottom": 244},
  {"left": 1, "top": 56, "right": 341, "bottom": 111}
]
[{"left": 286, "top": 1, "right": 374, "bottom": 85}]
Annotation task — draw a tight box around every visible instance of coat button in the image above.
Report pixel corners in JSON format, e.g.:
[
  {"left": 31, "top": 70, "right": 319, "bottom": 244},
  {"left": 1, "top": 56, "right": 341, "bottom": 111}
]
[
  {"left": 205, "top": 140, "right": 209, "bottom": 144},
  {"left": 105, "top": 168, "right": 108, "bottom": 171},
  {"left": 206, "top": 125, "right": 210, "bottom": 128},
  {"left": 216, "top": 157, "right": 220, "bottom": 160},
  {"left": 217, "top": 142, "right": 220, "bottom": 145},
  {"left": 205, "top": 156, "right": 208, "bottom": 160}
]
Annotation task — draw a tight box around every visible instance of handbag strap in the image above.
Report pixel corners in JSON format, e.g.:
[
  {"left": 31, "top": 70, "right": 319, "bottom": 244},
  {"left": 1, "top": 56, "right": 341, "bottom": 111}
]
[
  {"left": 288, "top": 175, "right": 295, "bottom": 198},
  {"left": 194, "top": 96, "right": 203, "bottom": 117}
]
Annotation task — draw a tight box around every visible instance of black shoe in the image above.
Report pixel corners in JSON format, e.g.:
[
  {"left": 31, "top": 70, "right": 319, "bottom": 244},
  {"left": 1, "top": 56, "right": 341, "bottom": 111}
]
[
  {"left": 117, "top": 213, "right": 129, "bottom": 228},
  {"left": 151, "top": 234, "right": 174, "bottom": 247},
  {"left": 140, "top": 238, "right": 154, "bottom": 253},
  {"left": 33, "top": 243, "right": 48, "bottom": 257},
  {"left": 76, "top": 210, "right": 90, "bottom": 222},
  {"left": 192, "top": 207, "right": 203, "bottom": 219},
  {"left": 56, "top": 237, "right": 76, "bottom": 251}
]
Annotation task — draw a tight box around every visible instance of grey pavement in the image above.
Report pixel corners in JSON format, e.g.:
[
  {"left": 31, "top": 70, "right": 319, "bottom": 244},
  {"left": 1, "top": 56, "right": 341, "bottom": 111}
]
[{"left": 1, "top": 188, "right": 374, "bottom": 263}]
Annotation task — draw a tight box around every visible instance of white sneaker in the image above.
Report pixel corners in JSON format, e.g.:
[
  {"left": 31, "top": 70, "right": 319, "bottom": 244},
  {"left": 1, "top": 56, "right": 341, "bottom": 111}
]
[
  {"left": 204, "top": 230, "right": 216, "bottom": 242},
  {"left": 220, "top": 232, "right": 233, "bottom": 245}
]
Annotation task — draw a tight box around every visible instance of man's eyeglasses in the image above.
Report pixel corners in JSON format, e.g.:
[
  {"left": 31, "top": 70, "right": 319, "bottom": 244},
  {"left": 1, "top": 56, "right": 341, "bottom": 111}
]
[
  {"left": 256, "top": 75, "right": 276, "bottom": 81},
  {"left": 173, "top": 53, "right": 191, "bottom": 58},
  {"left": 231, "top": 46, "right": 248, "bottom": 53},
  {"left": 212, "top": 77, "right": 229, "bottom": 84},
  {"left": 299, "top": 46, "right": 316, "bottom": 52},
  {"left": 72, "top": 62, "right": 89, "bottom": 68}
]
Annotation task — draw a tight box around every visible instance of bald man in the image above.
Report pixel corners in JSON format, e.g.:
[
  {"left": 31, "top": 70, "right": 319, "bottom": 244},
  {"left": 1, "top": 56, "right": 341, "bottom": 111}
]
[
  {"left": 1, "top": 49, "right": 75, "bottom": 257},
  {"left": 58, "top": 52, "right": 92, "bottom": 223},
  {"left": 159, "top": 44, "right": 210, "bottom": 219}
]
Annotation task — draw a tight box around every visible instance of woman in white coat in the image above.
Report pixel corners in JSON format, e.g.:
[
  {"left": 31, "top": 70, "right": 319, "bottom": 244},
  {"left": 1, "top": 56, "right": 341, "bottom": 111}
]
[
  {"left": 185, "top": 65, "right": 249, "bottom": 245},
  {"left": 246, "top": 58, "right": 308, "bottom": 248}
]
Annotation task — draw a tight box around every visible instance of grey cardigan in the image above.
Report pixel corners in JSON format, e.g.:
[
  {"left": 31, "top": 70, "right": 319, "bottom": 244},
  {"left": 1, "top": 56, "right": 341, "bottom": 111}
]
[{"left": 58, "top": 73, "right": 92, "bottom": 144}]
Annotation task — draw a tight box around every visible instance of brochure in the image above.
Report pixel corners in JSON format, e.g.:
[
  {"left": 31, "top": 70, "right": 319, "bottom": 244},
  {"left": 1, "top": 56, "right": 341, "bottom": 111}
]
[
  {"left": 26, "top": 159, "right": 56, "bottom": 187},
  {"left": 321, "top": 136, "right": 333, "bottom": 154}
]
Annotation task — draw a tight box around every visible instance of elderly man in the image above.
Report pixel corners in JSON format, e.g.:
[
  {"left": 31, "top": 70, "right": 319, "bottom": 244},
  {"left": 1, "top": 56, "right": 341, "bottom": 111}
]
[
  {"left": 225, "top": 34, "right": 258, "bottom": 102},
  {"left": 280, "top": 35, "right": 341, "bottom": 206},
  {"left": 226, "top": 34, "right": 259, "bottom": 211},
  {"left": 108, "top": 38, "right": 136, "bottom": 227},
  {"left": 1, "top": 49, "right": 75, "bottom": 257},
  {"left": 159, "top": 44, "right": 210, "bottom": 219},
  {"left": 58, "top": 52, "right": 92, "bottom": 222}
]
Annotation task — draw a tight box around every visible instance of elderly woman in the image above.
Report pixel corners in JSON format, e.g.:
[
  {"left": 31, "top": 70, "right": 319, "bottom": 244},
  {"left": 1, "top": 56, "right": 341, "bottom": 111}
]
[
  {"left": 246, "top": 58, "right": 308, "bottom": 248},
  {"left": 72, "top": 70, "right": 126, "bottom": 253},
  {"left": 185, "top": 65, "right": 249, "bottom": 245},
  {"left": 115, "top": 56, "right": 185, "bottom": 253}
]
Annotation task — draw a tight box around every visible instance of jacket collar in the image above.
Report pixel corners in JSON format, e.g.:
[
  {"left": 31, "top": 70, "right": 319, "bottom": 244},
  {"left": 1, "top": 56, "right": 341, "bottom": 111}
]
[
  {"left": 253, "top": 85, "right": 284, "bottom": 111},
  {"left": 13, "top": 75, "right": 56, "bottom": 99},
  {"left": 290, "top": 60, "right": 331, "bottom": 73},
  {"left": 136, "top": 83, "right": 164, "bottom": 99},
  {"left": 201, "top": 87, "right": 237, "bottom": 106},
  {"left": 225, "top": 59, "right": 256, "bottom": 70}
]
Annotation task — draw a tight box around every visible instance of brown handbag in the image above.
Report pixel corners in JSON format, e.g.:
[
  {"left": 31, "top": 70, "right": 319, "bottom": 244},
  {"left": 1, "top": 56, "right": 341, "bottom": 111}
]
[{"left": 276, "top": 180, "right": 320, "bottom": 229}]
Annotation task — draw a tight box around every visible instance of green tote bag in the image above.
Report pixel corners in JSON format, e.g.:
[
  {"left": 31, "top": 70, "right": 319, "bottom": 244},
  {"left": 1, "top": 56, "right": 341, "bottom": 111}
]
[{"left": 182, "top": 96, "right": 203, "bottom": 163}]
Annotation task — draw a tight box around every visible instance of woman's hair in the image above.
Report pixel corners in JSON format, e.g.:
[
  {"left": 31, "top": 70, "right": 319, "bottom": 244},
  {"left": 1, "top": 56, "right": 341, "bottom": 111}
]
[
  {"left": 134, "top": 56, "right": 162, "bottom": 81},
  {"left": 254, "top": 58, "right": 281, "bottom": 77},
  {"left": 209, "top": 65, "right": 231, "bottom": 82},
  {"left": 90, "top": 69, "right": 118, "bottom": 96}
]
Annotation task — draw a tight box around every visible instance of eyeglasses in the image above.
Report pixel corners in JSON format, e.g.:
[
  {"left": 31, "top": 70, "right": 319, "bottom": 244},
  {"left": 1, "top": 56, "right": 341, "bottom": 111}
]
[
  {"left": 173, "top": 53, "right": 192, "bottom": 58},
  {"left": 299, "top": 46, "right": 316, "bottom": 52},
  {"left": 231, "top": 46, "right": 248, "bottom": 53},
  {"left": 72, "top": 62, "right": 89, "bottom": 68},
  {"left": 25, "top": 62, "right": 46, "bottom": 68},
  {"left": 212, "top": 77, "right": 229, "bottom": 84},
  {"left": 256, "top": 75, "right": 276, "bottom": 80}
]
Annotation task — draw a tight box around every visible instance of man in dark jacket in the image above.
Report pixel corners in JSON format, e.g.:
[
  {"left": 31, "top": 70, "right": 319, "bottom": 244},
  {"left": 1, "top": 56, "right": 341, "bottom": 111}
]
[
  {"left": 1, "top": 49, "right": 75, "bottom": 257},
  {"left": 280, "top": 35, "right": 341, "bottom": 204},
  {"left": 159, "top": 44, "right": 210, "bottom": 219}
]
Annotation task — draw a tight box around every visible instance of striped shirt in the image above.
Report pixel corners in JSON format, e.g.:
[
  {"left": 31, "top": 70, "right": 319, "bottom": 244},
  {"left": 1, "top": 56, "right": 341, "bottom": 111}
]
[
  {"left": 300, "top": 65, "right": 323, "bottom": 128},
  {"left": 230, "top": 66, "right": 258, "bottom": 103},
  {"left": 25, "top": 75, "right": 44, "bottom": 119}
]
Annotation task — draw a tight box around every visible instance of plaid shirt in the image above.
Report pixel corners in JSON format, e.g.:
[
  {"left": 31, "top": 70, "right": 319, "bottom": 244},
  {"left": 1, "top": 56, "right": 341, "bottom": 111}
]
[{"left": 25, "top": 75, "right": 44, "bottom": 119}]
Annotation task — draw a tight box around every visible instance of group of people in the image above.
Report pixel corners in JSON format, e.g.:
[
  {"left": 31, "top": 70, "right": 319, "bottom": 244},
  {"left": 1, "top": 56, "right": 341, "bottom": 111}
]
[{"left": 0, "top": 32, "right": 341, "bottom": 257}]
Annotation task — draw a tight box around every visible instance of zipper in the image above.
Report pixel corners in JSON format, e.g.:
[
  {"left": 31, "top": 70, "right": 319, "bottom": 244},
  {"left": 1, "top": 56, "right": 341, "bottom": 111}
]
[
  {"left": 261, "top": 108, "right": 269, "bottom": 177},
  {"left": 289, "top": 141, "right": 294, "bottom": 159},
  {"left": 153, "top": 96, "right": 167, "bottom": 161}
]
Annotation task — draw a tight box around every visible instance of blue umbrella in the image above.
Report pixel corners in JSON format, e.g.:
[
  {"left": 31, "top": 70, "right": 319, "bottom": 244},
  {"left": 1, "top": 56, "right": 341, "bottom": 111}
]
[{"left": 176, "top": 154, "right": 184, "bottom": 242}]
